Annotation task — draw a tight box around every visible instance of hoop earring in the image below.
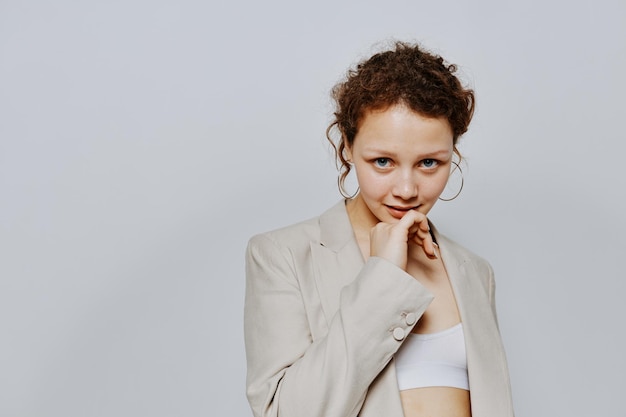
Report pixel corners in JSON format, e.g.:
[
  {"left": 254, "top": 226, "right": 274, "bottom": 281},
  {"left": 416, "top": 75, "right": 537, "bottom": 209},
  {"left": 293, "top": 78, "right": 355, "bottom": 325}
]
[
  {"left": 439, "top": 161, "right": 464, "bottom": 201},
  {"left": 338, "top": 175, "right": 360, "bottom": 199}
]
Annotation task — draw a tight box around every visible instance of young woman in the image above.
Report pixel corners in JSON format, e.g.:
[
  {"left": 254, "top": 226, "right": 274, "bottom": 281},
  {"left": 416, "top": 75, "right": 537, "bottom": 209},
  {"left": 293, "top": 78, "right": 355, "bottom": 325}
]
[{"left": 244, "top": 41, "right": 515, "bottom": 417}]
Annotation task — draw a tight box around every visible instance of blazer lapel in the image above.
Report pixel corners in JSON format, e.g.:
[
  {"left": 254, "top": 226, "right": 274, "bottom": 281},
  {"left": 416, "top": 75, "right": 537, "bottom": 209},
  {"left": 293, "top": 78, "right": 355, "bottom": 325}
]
[
  {"left": 434, "top": 227, "right": 514, "bottom": 417},
  {"left": 310, "top": 201, "right": 365, "bottom": 328}
]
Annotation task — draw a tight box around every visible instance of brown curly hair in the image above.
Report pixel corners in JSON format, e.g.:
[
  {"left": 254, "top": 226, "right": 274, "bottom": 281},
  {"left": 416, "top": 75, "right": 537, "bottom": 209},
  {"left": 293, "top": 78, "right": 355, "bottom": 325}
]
[{"left": 326, "top": 41, "right": 475, "bottom": 197}]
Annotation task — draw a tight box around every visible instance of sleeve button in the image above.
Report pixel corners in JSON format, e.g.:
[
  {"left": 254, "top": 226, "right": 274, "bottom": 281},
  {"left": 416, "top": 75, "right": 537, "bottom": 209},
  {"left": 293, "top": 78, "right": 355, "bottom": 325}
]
[
  {"left": 405, "top": 312, "right": 417, "bottom": 326},
  {"left": 392, "top": 327, "right": 405, "bottom": 341}
]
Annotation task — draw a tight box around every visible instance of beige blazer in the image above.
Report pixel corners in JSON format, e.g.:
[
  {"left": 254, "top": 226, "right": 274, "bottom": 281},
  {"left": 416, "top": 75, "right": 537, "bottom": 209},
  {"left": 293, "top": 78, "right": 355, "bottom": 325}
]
[{"left": 244, "top": 200, "right": 514, "bottom": 417}]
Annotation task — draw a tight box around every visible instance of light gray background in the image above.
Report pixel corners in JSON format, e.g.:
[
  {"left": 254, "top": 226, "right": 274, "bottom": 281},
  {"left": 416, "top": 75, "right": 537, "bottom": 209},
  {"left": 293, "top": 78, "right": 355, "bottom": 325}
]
[{"left": 1, "top": 1, "right": 625, "bottom": 416}]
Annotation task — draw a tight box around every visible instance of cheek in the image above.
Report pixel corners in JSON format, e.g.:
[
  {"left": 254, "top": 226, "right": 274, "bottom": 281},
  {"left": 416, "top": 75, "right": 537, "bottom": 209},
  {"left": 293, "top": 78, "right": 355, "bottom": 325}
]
[
  {"left": 354, "top": 169, "right": 387, "bottom": 197},
  {"left": 419, "top": 171, "right": 450, "bottom": 198}
]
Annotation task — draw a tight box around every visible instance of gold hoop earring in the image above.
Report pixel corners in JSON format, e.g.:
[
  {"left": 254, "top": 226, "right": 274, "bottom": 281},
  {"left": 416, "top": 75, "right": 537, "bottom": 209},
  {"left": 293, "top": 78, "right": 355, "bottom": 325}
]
[{"left": 439, "top": 161, "right": 464, "bottom": 201}]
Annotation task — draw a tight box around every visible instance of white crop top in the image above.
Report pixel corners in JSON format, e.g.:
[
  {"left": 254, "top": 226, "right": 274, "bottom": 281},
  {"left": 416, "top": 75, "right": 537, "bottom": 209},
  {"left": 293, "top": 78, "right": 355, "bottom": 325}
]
[{"left": 394, "top": 323, "right": 469, "bottom": 391}]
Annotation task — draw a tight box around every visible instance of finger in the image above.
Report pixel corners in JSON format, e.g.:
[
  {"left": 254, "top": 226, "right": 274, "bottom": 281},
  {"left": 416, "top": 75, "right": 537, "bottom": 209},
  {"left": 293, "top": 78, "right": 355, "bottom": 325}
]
[
  {"left": 414, "top": 225, "right": 431, "bottom": 240},
  {"left": 418, "top": 217, "right": 431, "bottom": 232},
  {"left": 402, "top": 210, "right": 429, "bottom": 232},
  {"left": 397, "top": 210, "right": 425, "bottom": 235},
  {"left": 412, "top": 227, "right": 437, "bottom": 259},
  {"left": 404, "top": 213, "right": 428, "bottom": 241},
  {"left": 423, "top": 234, "right": 437, "bottom": 259}
]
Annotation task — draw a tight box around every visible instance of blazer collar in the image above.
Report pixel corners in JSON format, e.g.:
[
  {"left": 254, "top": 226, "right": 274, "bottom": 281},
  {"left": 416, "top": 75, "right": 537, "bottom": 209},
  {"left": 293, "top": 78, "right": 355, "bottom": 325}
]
[
  {"left": 318, "top": 199, "right": 357, "bottom": 252},
  {"left": 311, "top": 200, "right": 364, "bottom": 323},
  {"left": 430, "top": 223, "right": 473, "bottom": 321}
]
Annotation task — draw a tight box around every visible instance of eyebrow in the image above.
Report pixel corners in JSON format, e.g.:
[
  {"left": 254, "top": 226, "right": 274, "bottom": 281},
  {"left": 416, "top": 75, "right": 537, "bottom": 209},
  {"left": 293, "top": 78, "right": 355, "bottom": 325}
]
[{"left": 362, "top": 148, "right": 452, "bottom": 158}]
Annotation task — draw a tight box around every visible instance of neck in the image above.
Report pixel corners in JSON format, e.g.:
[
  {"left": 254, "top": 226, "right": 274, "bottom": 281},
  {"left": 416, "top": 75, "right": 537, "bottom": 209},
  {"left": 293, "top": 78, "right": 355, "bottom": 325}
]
[
  {"left": 345, "top": 196, "right": 378, "bottom": 260},
  {"left": 345, "top": 195, "right": 378, "bottom": 232}
]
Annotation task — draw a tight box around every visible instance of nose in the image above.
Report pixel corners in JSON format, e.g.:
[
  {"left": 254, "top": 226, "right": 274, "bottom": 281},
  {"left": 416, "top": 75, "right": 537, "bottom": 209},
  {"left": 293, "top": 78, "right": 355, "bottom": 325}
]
[{"left": 391, "top": 170, "right": 418, "bottom": 200}]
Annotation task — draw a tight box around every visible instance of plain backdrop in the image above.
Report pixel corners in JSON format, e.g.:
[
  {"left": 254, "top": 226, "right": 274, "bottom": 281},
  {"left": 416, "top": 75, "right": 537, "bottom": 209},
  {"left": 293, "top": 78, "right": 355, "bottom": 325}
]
[{"left": 1, "top": 1, "right": 625, "bottom": 416}]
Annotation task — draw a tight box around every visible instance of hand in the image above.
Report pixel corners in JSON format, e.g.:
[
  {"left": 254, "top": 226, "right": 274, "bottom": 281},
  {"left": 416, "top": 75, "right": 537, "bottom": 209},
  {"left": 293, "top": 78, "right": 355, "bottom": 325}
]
[{"left": 369, "top": 210, "right": 438, "bottom": 271}]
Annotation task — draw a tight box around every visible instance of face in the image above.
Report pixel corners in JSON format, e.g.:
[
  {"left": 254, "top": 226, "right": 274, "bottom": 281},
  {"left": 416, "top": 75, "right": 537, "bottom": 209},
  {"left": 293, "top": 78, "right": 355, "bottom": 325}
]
[{"left": 345, "top": 104, "right": 454, "bottom": 227}]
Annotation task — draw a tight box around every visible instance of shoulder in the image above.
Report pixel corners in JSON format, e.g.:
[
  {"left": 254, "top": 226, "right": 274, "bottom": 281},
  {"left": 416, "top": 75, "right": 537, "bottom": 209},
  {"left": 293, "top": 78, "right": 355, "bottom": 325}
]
[
  {"left": 248, "top": 214, "right": 322, "bottom": 254},
  {"left": 247, "top": 200, "right": 349, "bottom": 255},
  {"left": 245, "top": 214, "right": 324, "bottom": 288}
]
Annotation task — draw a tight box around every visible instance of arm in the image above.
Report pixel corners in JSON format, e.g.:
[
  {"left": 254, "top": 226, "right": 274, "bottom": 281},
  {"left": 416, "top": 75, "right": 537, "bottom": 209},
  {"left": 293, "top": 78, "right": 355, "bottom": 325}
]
[{"left": 244, "top": 234, "right": 434, "bottom": 417}]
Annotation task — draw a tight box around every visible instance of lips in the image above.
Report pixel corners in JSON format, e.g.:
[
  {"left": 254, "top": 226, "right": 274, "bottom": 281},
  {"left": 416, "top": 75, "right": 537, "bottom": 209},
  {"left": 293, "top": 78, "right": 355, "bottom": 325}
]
[{"left": 385, "top": 204, "right": 420, "bottom": 219}]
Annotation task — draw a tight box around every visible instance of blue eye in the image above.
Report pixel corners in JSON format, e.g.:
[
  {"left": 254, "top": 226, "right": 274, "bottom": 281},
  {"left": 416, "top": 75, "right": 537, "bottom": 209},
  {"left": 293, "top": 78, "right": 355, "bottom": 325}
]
[
  {"left": 374, "top": 158, "right": 390, "bottom": 167},
  {"left": 421, "top": 159, "right": 437, "bottom": 168}
]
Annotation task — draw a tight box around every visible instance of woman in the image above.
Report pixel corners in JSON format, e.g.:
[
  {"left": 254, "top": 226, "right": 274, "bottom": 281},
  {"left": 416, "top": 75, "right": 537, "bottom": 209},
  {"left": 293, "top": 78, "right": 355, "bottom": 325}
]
[{"left": 244, "top": 41, "right": 515, "bottom": 417}]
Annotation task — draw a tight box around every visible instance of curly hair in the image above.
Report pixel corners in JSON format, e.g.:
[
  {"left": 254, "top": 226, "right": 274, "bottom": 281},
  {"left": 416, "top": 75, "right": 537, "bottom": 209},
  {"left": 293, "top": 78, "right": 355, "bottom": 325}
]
[{"left": 326, "top": 41, "right": 475, "bottom": 197}]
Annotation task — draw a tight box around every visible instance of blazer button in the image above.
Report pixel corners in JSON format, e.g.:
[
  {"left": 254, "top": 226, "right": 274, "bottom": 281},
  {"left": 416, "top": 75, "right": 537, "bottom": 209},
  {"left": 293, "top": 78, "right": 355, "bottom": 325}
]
[
  {"left": 405, "top": 313, "right": 417, "bottom": 326},
  {"left": 392, "top": 327, "right": 405, "bottom": 341}
]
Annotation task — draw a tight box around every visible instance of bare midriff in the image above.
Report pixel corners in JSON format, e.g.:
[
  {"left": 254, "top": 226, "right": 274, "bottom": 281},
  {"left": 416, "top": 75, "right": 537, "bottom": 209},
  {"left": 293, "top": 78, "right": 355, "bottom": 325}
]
[{"left": 400, "top": 386, "right": 471, "bottom": 417}]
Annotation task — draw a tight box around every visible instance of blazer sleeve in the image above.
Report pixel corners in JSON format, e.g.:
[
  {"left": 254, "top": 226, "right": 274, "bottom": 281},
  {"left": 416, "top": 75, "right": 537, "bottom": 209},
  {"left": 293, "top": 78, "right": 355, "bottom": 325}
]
[
  {"left": 244, "top": 234, "right": 434, "bottom": 417},
  {"left": 486, "top": 261, "right": 499, "bottom": 328}
]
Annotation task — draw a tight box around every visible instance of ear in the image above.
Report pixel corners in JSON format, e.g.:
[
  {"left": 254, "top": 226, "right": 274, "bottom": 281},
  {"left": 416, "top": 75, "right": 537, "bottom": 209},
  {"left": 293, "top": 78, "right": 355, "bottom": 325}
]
[{"left": 344, "top": 143, "right": 353, "bottom": 163}]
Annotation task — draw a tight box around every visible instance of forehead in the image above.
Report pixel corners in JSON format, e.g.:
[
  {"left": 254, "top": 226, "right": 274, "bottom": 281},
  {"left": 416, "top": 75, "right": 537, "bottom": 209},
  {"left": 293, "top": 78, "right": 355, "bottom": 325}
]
[{"left": 354, "top": 105, "right": 453, "bottom": 151}]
